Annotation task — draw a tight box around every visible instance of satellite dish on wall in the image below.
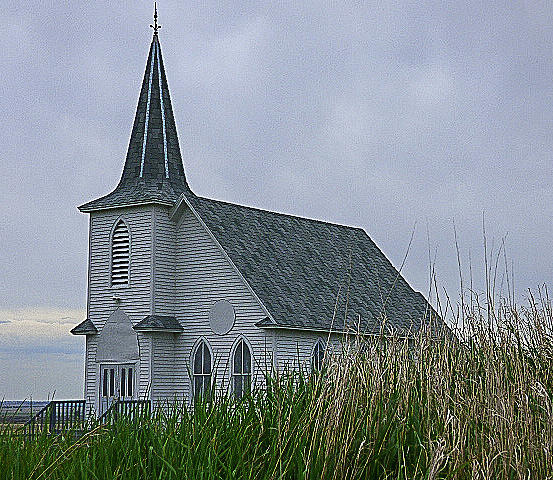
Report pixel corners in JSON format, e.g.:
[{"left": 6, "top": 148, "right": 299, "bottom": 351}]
[{"left": 209, "top": 300, "right": 235, "bottom": 335}]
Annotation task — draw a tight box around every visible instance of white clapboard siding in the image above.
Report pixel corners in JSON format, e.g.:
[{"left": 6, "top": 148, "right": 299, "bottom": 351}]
[
  {"left": 152, "top": 207, "right": 176, "bottom": 316},
  {"left": 151, "top": 333, "right": 176, "bottom": 404},
  {"left": 171, "top": 206, "right": 272, "bottom": 402},
  {"left": 85, "top": 201, "right": 354, "bottom": 407},
  {"left": 274, "top": 330, "right": 344, "bottom": 375},
  {"left": 84, "top": 336, "right": 98, "bottom": 412},
  {"left": 138, "top": 334, "right": 151, "bottom": 398},
  {"left": 88, "top": 206, "right": 154, "bottom": 404}
]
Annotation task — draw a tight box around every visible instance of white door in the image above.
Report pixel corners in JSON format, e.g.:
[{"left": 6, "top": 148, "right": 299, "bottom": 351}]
[{"left": 99, "top": 364, "right": 136, "bottom": 415}]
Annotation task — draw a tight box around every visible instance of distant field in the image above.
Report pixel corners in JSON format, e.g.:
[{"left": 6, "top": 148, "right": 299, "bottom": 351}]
[{"left": 0, "top": 401, "right": 49, "bottom": 425}]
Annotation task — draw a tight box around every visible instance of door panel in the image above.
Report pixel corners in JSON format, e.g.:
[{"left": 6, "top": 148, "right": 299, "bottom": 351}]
[
  {"left": 99, "top": 364, "right": 136, "bottom": 415},
  {"left": 119, "top": 366, "right": 135, "bottom": 400}
]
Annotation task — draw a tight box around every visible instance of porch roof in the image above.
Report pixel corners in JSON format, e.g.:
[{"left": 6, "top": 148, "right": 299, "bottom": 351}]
[
  {"left": 133, "top": 315, "right": 183, "bottom": 333},
  {"left": 70, "top": 318, "right": 98, "bottom": 335}
]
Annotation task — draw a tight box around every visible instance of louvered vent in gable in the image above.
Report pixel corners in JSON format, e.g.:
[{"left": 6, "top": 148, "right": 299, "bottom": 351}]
[{"left": 111, "top": 221, "right": 130, "bottom": 286}]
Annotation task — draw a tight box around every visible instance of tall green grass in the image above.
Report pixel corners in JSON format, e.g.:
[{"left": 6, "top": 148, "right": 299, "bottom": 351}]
[{"left": 2, "top": 293, "right": 553, "bottom": 479}]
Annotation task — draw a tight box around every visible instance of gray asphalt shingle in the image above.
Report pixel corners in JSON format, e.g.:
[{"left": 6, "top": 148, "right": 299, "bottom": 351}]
[
  {"left": 134, "top": 315, "right": 183, "bottom": 331},
  {"left": 79, "top": 35, "right": 192, "bottom": 213},
  {"left": 70, "top": 318, "right": 98, "bottom": 335},
  {"left": 188, "top": 195, "right": 441, "bottom": 335}
]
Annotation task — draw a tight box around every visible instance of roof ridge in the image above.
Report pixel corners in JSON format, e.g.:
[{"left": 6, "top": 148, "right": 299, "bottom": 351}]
[{"left": 194, "top": 195, "right": 365, "bottom": 232}]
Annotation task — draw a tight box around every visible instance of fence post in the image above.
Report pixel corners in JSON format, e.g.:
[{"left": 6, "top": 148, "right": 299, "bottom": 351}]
[{"left": 49, "top": 403, "right": 56, "bottom": 434}]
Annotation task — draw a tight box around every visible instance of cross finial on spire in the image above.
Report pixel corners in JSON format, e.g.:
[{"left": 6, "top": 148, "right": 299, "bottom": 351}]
[{"left": 150, "top": 3, "right": 161, "bottom": 35}]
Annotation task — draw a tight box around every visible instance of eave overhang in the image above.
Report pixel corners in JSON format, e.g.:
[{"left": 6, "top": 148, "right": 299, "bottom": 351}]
[
  {"left": 133, "top": 314, "right": 183, "bottom": 333},
  {"left": 70, "top": 318, "right": 98, "bottom": 335},
  {"left": 78, "top": 200, "right": 174, "bottom": 213},
  {"left": 255, "top": 316, "right": 419, "bottom": 338}
]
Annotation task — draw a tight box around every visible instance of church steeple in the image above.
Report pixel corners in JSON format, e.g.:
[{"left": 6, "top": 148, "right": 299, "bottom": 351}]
[{"left": 80, "top": 7, "right": 192, "bottom": 212}]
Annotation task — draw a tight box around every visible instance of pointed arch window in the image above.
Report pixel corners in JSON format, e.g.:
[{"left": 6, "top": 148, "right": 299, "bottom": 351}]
[
  {"left": 312, "top": 339, "right": 326, "bottom": 372},
  {"left": 232, "top": 339, "right": 252, "bottom": 398},
  {"left": 193, "top": 341, "right": 212, "bottom": 401},
  {"left": 111, "top": 220, "right": 130, "bottom": 286}
]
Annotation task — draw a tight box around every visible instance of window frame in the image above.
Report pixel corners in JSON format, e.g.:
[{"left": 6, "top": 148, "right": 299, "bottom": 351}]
[
  {"left": 231, "top": 338, "right": 252, "bottom": 399},
  {"left": 120, "top": 366, "right": 134, "bottom": 398},
  {"left": 110, "top": 218, "right": 131, "bottom": 289},
  {"left": 192, "top": 340, "right": 212, "bottom": 402},
  {"left": 99, "top": 363, "right": 136, "bottom": 400},
  {"left": 311, "top": 338, "right": 327, "bottom": 373}
]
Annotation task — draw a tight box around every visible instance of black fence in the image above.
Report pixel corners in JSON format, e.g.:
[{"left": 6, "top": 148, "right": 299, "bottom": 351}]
[
  {"left": 21, "top": 399, "right": 151, "bottom": 439},
  {"left": 22, "top": 400, "right": 86, "bottom": 438},
  {"left": 98, "top": 400, "right": 151, "bottom": 425}
]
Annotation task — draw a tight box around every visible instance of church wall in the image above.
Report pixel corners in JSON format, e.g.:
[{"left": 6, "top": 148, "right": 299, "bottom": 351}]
[
  {"left": 137, "top": 334, "right": 152, "bottom": 399},
  {"left": 150, "top": 333, "right": 178, "bottom": 403},
  {"left": 84, "top": 335, "right": 97, "bottom": 411},
  {"left": 88, "top": 206, "right": 153, "bottom": 327},
  {"left": 273, "top": 329, "right": 345, "bottom": 374},
  {"left": 170, "top": 206, "right": 273, "bottom": 403},
  {"left": 83, "top": 201, "right": 354, "bottom": 408},
  {"left": 87, "top": 206, "right": 155, "bottom": 407},
  {"left": 152, "top": 206, "right": 176, "bottom": 316}
]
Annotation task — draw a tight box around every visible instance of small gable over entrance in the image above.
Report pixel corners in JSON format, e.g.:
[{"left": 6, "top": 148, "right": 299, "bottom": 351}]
[{"left": 96, "top": 308, "right": 139, "bottom": 362}]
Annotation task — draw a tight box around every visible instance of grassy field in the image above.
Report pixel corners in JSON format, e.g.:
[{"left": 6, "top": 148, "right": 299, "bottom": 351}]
[{"left": 2, "top": 292, "right": 553, "bottom": 479}]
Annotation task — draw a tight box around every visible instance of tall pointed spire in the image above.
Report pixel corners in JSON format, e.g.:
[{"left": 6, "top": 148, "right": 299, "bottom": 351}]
[{"left": 79, "top": 8, "right": 192, "bottom": 212}]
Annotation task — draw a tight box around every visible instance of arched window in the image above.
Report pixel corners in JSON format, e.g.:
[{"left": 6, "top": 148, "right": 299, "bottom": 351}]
[
  {"left": 111, "top": 220, "right": 130, "bottom": 286},
  {"left": 193, "top": 341, "right": 212, "bottom": 401},
  {"left": 312, "top": 339, "right": 326, "bottom": 372},
  {"left": 232, "top": 339, "right": 251, "bottom": 398}
]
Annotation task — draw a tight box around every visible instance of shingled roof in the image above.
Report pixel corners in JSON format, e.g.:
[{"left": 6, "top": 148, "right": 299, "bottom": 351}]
[
  {"left": 186, "top": 195, "right": 440, "bottom": 336},
  {"left": 134, "top": 315, "right": 183, "bottom": 332},
  {"left": 70, "top": 318, "right": 98, "bottom": 335}
]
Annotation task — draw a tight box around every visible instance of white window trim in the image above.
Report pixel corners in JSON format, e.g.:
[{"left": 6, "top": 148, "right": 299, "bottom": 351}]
[
  {"left": 191, "top": 339, "right": 213, "bottom": 401},
  {"left": 230, "top": 336, "right": 253, "bottom": 397},
  {"left": 311, "top": 338, "right": 326, "bottom": 372}
]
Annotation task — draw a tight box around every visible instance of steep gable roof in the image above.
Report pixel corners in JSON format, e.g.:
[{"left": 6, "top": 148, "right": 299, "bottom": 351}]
[{"left": 185, "top": 195, "right": 441, "bottom": 336}]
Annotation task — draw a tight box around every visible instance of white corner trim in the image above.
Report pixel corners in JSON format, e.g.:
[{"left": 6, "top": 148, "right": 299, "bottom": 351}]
[
  {"left": 150, "top": 206, "right": 156, "bottom": 315},
  {"left": 139, "top": 45, "right": 155, "bottom": 178},
  {"left": 155, "top": 41, "right": 169, "bottom": 179},
  {"left": 168, "top": 193, "right": 187, "bottom": 221}
]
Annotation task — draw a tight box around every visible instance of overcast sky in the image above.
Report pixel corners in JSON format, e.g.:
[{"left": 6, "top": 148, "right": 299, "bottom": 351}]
[{"left": 1, "top": 1, "right": 552, "bottom": 399}]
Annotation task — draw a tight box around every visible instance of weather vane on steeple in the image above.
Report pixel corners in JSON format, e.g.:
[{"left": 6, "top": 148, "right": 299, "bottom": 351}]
[{"left": 150, "top": 2, "right": 161, "bottom": 35}]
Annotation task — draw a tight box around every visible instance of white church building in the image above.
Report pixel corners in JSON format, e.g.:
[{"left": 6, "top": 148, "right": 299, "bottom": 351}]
[{"left": 71, "top": 17, "right": 442, "bottom": 414}]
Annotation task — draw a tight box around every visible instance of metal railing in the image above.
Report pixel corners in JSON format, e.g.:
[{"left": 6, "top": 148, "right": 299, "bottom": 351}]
[
  {"left": 21, "top": 399, "right": 152, "bottom": 439},
  {"left": 23, "top": 400, "right": 86, "bottom": 439},
  {"left": 97, "top": 400, "right": 151, "bottom": 425}
]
